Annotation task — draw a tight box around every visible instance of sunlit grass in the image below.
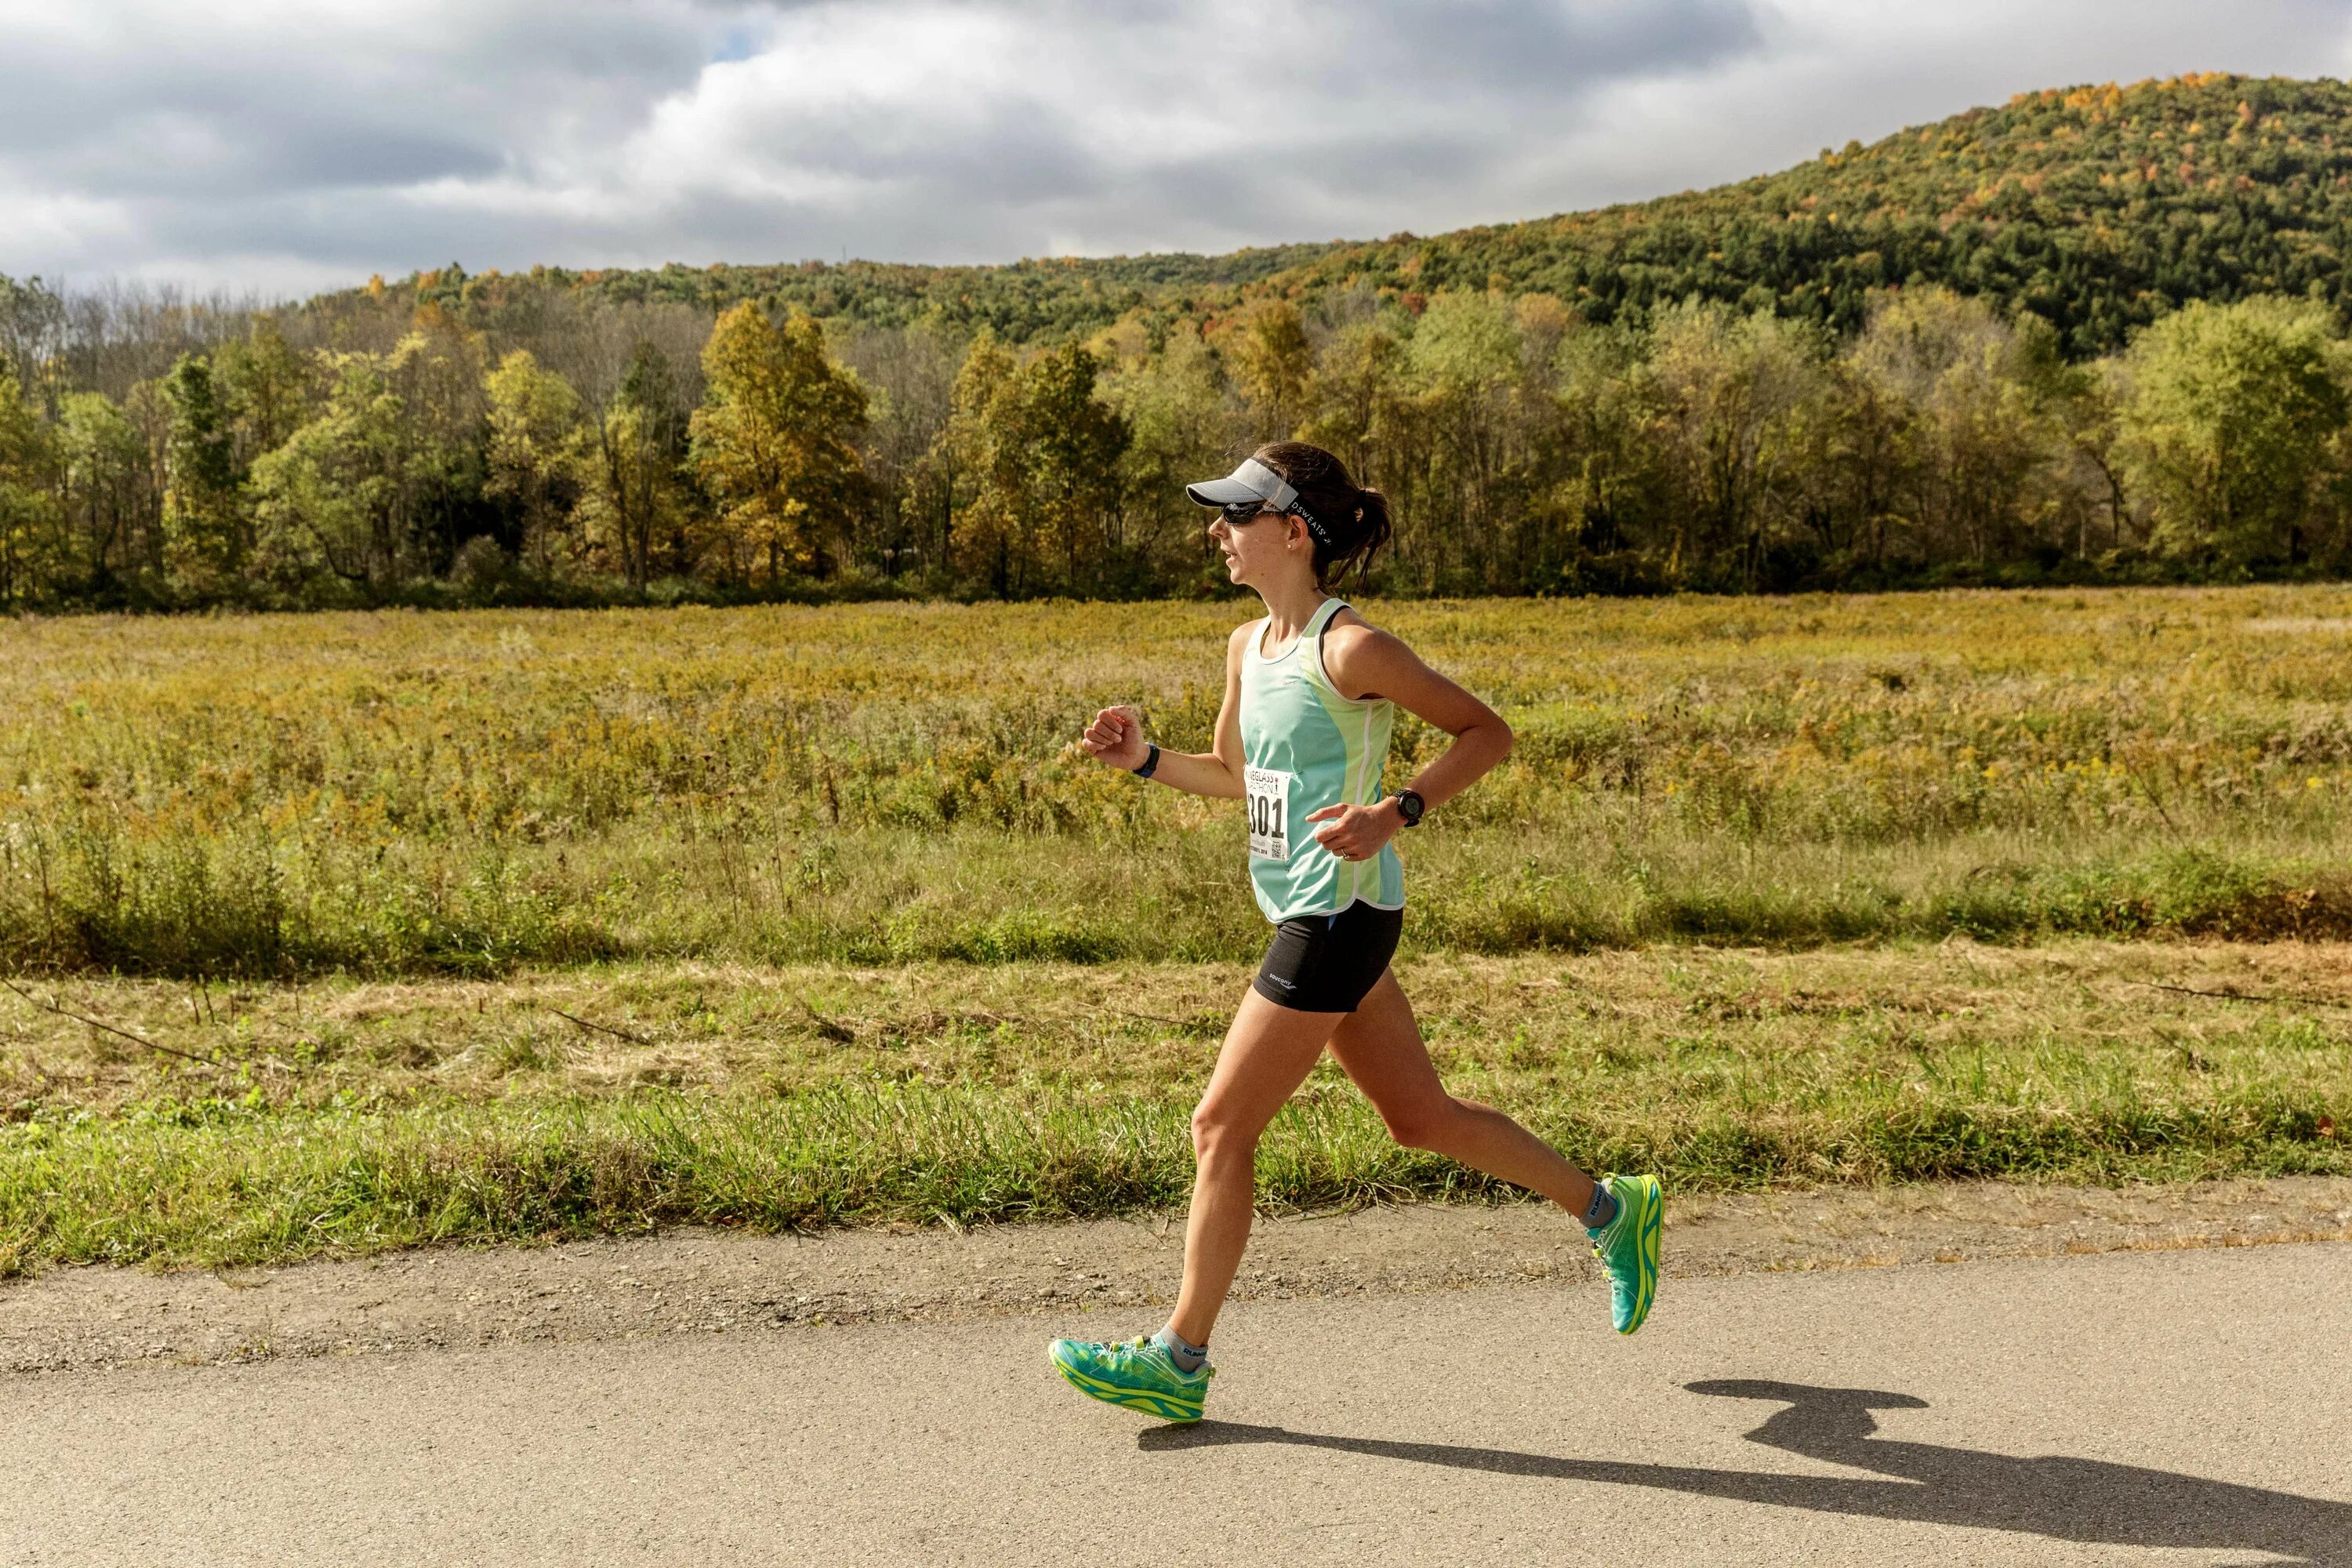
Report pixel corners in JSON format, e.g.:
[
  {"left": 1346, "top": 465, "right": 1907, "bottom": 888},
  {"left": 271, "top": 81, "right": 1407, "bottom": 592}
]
[
  {"left": 7, "top": 586, "right": 2352, "bottom": 975},
  {"left": 4, "top": 943, "right": 2346, "bottom": 1272}
]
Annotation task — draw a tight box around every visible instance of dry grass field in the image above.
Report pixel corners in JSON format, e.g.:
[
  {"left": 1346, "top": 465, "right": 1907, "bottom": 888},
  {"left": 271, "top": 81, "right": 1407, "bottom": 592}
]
[
  {"left": 6, "top": 586, "right": 2352, "bottom": 975},
  {"left": 5, "top": 586, "right": 2351, "bottom": 1269}
]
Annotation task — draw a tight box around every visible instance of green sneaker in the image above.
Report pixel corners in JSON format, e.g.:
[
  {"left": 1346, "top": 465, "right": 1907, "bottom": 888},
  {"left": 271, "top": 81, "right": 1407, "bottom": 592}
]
[
  {"left": 1588, "top": 1174, "right": 1663, "bottom": 1334},
  {"left": 1047, "top": 1334, "right": 1212, "bottom": 1423}
]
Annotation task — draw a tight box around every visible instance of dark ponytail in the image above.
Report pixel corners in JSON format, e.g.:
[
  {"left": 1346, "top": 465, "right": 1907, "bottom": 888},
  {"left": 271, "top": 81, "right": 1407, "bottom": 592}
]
[{"left": 1251, "top": 441, "right": 1392, "bottom": 590}]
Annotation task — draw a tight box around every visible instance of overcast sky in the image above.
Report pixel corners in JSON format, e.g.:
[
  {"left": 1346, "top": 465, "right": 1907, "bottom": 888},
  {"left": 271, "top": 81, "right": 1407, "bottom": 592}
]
[{"left": 5, "top": 0, "right": 2352, "bottom": 298}]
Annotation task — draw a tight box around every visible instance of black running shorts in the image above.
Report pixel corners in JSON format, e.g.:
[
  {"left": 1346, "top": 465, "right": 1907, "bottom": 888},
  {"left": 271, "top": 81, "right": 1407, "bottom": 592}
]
[{"left": 1251, "top": 900, "right": 1405, "bottom": 1014}]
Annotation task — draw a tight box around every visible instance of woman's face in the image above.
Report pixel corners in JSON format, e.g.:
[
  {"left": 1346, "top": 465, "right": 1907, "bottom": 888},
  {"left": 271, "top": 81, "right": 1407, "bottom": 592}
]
[{"left": 1207, "top": 505, "right": 1308, "bottom": 589}]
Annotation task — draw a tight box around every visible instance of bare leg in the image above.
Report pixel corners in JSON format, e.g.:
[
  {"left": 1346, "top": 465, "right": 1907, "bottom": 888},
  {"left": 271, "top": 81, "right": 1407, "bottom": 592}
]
[
  {"left": 1327, "top": 969, "right": 1599, "bottom": 1216},
  {"left": 1166, "top": 987, "right": 1341, "bottom": 1347}
]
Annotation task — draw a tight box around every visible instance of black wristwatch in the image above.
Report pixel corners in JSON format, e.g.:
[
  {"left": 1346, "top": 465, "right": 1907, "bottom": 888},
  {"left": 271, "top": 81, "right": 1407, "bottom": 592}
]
[
  {"left": 1392, "top": 789, "right": 1425, "bottom": 827},
  {"left": 1134, "top": 742, "right": 1161, "bottom": 780}
]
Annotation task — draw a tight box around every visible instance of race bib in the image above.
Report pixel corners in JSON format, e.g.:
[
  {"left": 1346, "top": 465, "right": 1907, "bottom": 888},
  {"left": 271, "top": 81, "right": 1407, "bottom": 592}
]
[{"left": 1245, "top": 766, "right": 1291, "bottom": 861}]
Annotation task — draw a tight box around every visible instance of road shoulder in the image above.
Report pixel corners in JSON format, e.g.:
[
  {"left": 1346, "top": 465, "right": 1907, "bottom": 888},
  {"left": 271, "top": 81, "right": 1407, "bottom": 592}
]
[{"left": 6, "top": 1174, "right": 2350, "bottom": 1374}]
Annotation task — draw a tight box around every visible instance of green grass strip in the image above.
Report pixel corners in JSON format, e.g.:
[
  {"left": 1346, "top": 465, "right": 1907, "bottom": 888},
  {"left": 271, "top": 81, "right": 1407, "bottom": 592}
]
[{"left": 5, "top": 1084, "right": 2346, "bottom": 1274}]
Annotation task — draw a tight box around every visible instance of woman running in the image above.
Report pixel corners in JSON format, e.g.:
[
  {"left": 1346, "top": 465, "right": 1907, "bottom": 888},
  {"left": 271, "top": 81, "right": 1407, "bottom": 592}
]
[{"left": 1047, "top": 441, "right": 1662, "bottom": 1425}]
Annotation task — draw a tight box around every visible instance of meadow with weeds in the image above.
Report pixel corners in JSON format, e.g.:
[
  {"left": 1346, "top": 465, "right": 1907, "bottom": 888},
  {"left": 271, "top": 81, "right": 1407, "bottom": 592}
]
[
  {"left": 5, "top": 586, "right": 2352, "bottom": 1269},
  {"left": 7, "top": 586, "right": 2352, "bottom": 978}
]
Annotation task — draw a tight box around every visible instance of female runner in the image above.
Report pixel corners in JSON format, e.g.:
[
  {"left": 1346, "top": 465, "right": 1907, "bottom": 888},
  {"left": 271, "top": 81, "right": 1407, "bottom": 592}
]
[{"left": 1048, "top": 441, "right": 1662, "bottom": 1424}]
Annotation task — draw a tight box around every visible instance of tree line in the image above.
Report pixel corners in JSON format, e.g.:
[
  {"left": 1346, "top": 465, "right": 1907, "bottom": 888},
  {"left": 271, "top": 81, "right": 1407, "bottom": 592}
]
[{"left": 4, "top": 269, "right": 2351, "bottom": 611}]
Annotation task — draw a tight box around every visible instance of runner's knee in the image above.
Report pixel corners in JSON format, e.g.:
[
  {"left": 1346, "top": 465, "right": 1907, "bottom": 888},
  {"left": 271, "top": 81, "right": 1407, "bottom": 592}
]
[
  {"left": 1190, "top": 1099, "right": 1259, "bottom": 1164},
  {"left": 1380, "top": 1094, "right": 1464, "bottom": 1152}
]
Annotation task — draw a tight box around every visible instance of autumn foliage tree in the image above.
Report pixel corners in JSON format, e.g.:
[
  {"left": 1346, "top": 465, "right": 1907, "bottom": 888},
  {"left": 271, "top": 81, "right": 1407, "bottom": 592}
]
[
  {"left": 690, "top": 303, "right": 869, "bottom": 583},
  {"left": 1225, "top": 299, "right": 1313, "bottom": 440}
]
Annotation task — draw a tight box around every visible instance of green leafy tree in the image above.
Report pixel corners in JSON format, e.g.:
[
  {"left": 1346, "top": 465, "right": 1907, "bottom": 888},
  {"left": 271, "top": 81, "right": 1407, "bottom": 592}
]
[
  {"left": 1848, "top": 288, "right": 2063, "bottom": 567},
  {"left": 161, "top": 354, "right": 243, "bottom": 593},
  {"left": 1397, "top": 291, "right": 1541, "bottom": 590},
  {"left": 690, "top": 303, "right": 869, "bottom": 583},
  {"left": 0, "top": 274, "right": 67, "bottom": 411},
  {"left": 216, "top": 319, "right": 318, "bottom": 468},
  {"left": 579, "top": 341, "right": 694, "bottom": 589},
  {"left": 249, "top": 354, "right": 401, "bottom": 593},
  {"left": 2049, "top": 358, "right": 2132, "bottom": 559},
  {"left": 587, "top": 399, "right": 682, "bottom": 587},
  {"left": 1021, "top": 341, "right": 1131, "bottom": 588},
  {"left": 1776, "top": 355, "right": 1911, "bottom": 572},
  {"left": 484, "top": 349, "right": 589, "bottom": 575},
  {"left": 1544, "top": 320, "right": 1663, "bottom": 582},
  {"left": 1299, "top": 317, "right": 1409, "bottom": 489},
  {"left": 1106, "top": 326, "right": 1240, "bottom": 590},
  {"left": 933, "top": 335, "right": 1128, "bottom": 595},
  {"left": 1641, "top": 302, "right": 1828, "bottom": 586},
  {"left": 58, "top": 391, "right": 157, "bottom": 593},
  {"left": 249, "top": 327, "right": 487, "bottom": 593},
  {"left": 0, "top": 370, "right": 60, "bottom": 606},
  {"left": 929, "top": 332, "right": 1018, "bottom": 586},
  {"left": 2116, "top": 296, "right": 2351, "bottom": 568}
]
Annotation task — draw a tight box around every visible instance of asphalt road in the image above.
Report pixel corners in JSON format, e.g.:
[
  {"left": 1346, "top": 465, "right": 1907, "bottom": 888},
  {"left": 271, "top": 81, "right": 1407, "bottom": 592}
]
[{"left": 5, "top": 1240, "right": 2350, "bottom": 1566}]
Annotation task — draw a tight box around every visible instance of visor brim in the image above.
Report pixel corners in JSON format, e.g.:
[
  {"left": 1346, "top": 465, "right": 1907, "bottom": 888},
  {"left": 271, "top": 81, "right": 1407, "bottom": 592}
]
[{"left": 1184, "top": 476, "right": 1269, "bottom": 508}]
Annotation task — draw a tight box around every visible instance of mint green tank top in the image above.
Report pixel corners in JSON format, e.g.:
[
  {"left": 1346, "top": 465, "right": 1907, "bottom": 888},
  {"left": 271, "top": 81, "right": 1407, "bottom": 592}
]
[{"left": 1238, "top": 597, "right": 1406, "bottom": 923}]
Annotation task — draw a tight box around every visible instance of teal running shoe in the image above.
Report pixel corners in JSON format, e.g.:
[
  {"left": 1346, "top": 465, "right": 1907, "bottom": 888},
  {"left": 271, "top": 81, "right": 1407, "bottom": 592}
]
[
  {"left": 1047, "top": 1334, "right": 1212, "bottom": 1423},
  {"left": 1588, "top": 1174, "right": 1664, "bottom": 1334}
]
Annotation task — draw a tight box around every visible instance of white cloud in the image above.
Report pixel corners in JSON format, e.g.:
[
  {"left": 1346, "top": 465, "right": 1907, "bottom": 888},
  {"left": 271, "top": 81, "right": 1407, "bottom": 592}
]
[{"left": 1, "top": 0, "right": 2349, "bottom": 295}]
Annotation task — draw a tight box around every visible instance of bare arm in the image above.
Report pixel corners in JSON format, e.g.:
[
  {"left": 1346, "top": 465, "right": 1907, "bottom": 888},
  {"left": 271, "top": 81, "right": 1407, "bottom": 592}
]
[
  {"left": 1305, "top": 612, "right": 1514, "bottom": 861},
  {"left": 1076, "top": 623, "right": 1250, "bottom": 800}
]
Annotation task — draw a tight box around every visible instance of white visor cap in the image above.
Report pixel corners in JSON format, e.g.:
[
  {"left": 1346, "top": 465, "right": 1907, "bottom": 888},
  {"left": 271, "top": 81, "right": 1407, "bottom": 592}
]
[
  {"left": 1185, "top": 458, "right": 1298, "bottom": 514},
  {"left": 1185, "top": 458, "right": 1334, "bottom": 543}
]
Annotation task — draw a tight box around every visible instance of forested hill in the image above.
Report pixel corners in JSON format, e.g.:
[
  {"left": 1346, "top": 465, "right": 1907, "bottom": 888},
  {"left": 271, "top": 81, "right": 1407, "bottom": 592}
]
[
  {"left": 1277, "top": 72, "right": 2352, "bottom": 357},
  {"left": 358, "top": 72, "right": 2352, "bottom": 357}
]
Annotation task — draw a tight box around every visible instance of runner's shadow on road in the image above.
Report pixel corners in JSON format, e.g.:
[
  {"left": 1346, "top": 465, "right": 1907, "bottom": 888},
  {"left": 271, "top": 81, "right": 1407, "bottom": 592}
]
[{"left": 1140, "top": 1379, "right": 2352, "bottom": 1565}]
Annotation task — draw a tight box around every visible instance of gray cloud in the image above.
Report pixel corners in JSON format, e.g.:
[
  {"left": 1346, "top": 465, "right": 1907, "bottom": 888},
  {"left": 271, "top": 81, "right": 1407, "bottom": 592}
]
[
  {"left": 1320, "top": 0, "right": 1761, "bottom": 95},
  {"left": 2, "top": 1, "right": 2350, "bottom": 295}
]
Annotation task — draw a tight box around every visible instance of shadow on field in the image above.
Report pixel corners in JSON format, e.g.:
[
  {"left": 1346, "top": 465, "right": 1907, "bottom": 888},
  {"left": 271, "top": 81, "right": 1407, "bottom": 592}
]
[{"left": 1140, "top": 1379, "right": 2352, "bottom": 1564}]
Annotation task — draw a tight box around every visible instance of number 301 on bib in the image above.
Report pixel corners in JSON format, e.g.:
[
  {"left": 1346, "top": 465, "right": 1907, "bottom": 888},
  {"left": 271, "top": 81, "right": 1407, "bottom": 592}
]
[{"left": 1245, "top": 767, "right": 1291, "bottom": 861}]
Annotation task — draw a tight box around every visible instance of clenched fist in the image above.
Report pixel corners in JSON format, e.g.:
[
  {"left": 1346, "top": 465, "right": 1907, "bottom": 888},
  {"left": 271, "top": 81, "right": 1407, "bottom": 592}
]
[{"left": 1080, "top": 704, "right": 1148, "bottom": 771}]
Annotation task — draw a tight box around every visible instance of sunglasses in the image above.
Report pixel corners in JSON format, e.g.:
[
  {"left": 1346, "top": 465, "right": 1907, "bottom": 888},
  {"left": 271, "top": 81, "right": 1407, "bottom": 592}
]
[{"left": 1218, "top": 502, "right": 1283, "bottom": 527}]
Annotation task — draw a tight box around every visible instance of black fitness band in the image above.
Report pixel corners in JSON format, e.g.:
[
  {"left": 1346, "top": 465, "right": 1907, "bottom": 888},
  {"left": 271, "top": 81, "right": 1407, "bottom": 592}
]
[{"left": 1134, "top": 742, "right": 1160, "bottom": 779}]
